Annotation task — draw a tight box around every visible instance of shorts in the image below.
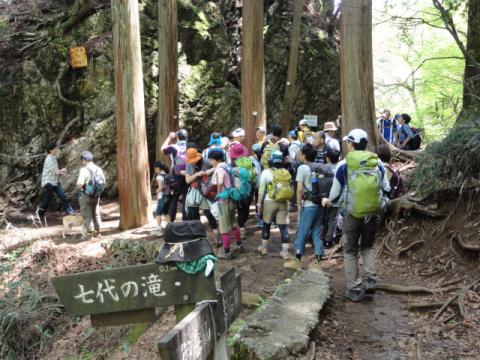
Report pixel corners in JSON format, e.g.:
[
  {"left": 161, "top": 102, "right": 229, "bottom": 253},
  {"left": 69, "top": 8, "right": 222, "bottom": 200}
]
[
  {"left": 218, "top": 200, "right": 236, "bottom": 234},
  {"left": 156, "top": 195, "right": 171, "bottom": 216},
  {"left": 262, "top": 200, "right": 288, "bottom": 225}
]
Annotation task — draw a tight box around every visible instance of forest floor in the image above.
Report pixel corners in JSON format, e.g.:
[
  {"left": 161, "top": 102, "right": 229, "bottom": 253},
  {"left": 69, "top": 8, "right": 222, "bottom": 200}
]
[{"left": 1, "top": 198, "right": 479, "bottom": 359}]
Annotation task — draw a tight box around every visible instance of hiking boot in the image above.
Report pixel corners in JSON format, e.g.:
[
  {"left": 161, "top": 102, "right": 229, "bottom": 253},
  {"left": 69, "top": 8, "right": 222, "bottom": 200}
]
[
  {"left": 217, "top": 252, "right": 232, "bottom": 260},
  {"left": 240, "top": 227, "right": 246, "bottom": 240},
  {"left": 35, "top": 207, "right": 46, "bottom": 226},
  {"left": 258, "top": 246, "right": 268, "bottom": 256},
  {"left": 363, "top": 277, "right": 376, "bottom": 294},
  {"left": 256, "top": 220, "right": 264, "bottom": 228},
  {"left": 280, "top": 250, "right": 290, "bottom": 260},
  {"left": 234, "top": 244, "right": 245, "bottom": 254},
  {"left": 284, "top": 258, "right": 302, "bottom": 271},
  {"left": 344, "top": 288, "right": 365, "bottom": 302}
]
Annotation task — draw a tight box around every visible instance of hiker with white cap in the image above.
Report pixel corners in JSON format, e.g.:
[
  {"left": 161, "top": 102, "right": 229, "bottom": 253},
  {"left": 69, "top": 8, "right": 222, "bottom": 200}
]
[
  {"left": 231, "top": 127, "right": 246, "bottom": 145},
  {"left": 322, "top": 129, "right": 390, "bottom": 302},
  {"left": 323, "top": 121, "right": 341, "bottom": 152},
  {"left": 256, "top": 126, "right": 267, "bottom": 145}
]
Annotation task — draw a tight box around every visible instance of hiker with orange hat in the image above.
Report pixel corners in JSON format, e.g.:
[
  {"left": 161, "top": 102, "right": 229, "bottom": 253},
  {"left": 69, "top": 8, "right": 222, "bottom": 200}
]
[
  {"left": 184, "top": 148, "right": 218, "bottom": 231},
  {"left": 323, "top": 121, "right": 341, "bottom": 152}
]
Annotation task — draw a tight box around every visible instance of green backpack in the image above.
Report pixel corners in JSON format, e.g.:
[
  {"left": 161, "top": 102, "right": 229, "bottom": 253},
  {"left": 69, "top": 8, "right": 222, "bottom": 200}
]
[
  {"left": 261, "top": 141, "right": 280, "bottom": 169},
  {"left": 235, "top": 156, "right": 256, "bottom": 183},
  {"left": 267, "top": 168, "right": 293, "bottom": 201},
  {"left": 345, "top": 151, "right": 382, "bottom": 218}
]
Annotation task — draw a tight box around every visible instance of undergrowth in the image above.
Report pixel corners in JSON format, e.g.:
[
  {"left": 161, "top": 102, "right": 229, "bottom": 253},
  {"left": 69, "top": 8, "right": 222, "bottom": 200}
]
[
  {"left": 411, "top": 115, "right": 480, "bottom": 196},
  {"left": 0, "top": 278, "right": 64, "bottom": 359}
]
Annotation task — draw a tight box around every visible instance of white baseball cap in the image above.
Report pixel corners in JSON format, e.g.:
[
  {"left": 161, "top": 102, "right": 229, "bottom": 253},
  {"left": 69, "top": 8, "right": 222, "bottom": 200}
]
[
  {"left": 342, "top": 129, "right": 368, "bottom": 144},
  {"left": 232, "top": 128, "right": 245, "bottom": 138},
  {"left": 299, "top": 119, "right": 308, "bottom": 126}
]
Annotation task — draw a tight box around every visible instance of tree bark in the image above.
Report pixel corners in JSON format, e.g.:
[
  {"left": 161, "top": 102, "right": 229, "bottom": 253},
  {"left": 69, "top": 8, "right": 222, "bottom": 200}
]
[
  {"left": 112, "top": 0, "right": 151, "bottom": 230},
  {"left": 322, "top": 0, "right": 335, "bottom": 17},
  {"left": 462, "top": 0, "right": 480, "bottom": 112},
  {"left": 241, "top": 0, "right": 267, "bottom": 150},
  {"left": 280, "top": 0, "right": 303, "bottom": 132},
  {"left": 340, "top": 0, "right": 379, "bottom": 150},
  {"left": 157, "top": 0, "right": 178, "bottom": 161}
]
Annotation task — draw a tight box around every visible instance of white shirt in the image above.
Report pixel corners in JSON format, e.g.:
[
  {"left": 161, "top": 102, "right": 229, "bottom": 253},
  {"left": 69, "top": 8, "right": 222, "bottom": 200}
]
[{"left": 325, "top": 133, "right": 341, "bottom": 152}]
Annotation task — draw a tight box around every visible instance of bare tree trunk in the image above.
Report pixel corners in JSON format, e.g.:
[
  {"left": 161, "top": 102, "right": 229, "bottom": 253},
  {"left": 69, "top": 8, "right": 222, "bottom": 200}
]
[
  {"left": 157, "top": 0, "right": 178, "bottom": 160},
  {"left": 112, "top": 0, "right": 151, "bottom": 230},
  {"left": 340, "top": 0, "right": 379, "bottom": 150},
  {"left": 241, "top": 0, "right": 267, "bottom": 150},
  {"left": 280, "top": 0, "right": 303, "bottom": 131},
  {"left": 462, "top": 0, "right": 480, "bottom": 112}
]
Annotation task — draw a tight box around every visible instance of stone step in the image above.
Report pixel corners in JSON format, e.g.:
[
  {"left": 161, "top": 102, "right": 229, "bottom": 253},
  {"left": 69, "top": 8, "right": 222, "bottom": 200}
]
[{"left": 232, "top": 269, "right": 331, "bottom": 360}]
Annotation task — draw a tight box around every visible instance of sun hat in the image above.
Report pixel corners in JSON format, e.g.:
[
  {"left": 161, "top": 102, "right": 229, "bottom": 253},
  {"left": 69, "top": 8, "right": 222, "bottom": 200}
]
[
  {"left": 155, "top": 221, "right": 213, "bottom": 263},
  {"left": 230, "top": 143, "right": 248, "bottom": 160},
  {"left": 208, "top": 132, "right": 222, "bottom": 146},
  {"left": 186, "top": 148, "right": 202, "bottom": 164},
  {"left": 342, "top": 129, "right": 368, "bottom": 144},
  {"left": 232, "top": 128, "right": 245, "bottom": 138},
  {"left": 256, "top": 126, "right": 266, "bottom": 133},
  {"left": 323, "top": 122, "right": 338, "bottom": 132}
]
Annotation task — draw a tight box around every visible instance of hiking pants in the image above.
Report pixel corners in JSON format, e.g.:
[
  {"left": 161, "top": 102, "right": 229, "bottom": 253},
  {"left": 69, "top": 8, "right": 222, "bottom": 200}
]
[
  {"left": 237, "top": 193, "right": 253, "bottom": 228},
  {"left": 294, "top": 206, "right": 324, "bottom": 256},
  {"left": 38, "top": 183, "right": 74, "bottom": 216},
  {"left": 79, "top": 194, "right": 101, "bottom": 233},
  {"left": 343, "top": 214, "right": 377, "bottom": 290},
  {"left": 186, "top": 206, "right": 218, "bottom": 230},
  {"left": 325, "top": 207, "right": 339, "bottom": 243},
  {"left": 168, "top": 184, "right": 188, "bottom": 222}
]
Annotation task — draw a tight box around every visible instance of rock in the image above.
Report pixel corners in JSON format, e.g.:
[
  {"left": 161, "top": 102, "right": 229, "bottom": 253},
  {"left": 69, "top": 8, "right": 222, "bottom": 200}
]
[
  {"left": 242, "top": 292, "right": 264, "bottom": 308},
  {"left": 233, "top": 270, "right": 330, "bottom": 360}
]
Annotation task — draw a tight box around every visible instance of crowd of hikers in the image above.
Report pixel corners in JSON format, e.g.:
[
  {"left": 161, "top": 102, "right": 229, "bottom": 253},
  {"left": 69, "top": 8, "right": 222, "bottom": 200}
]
[
  {"left": 35, "top": 111, "right": 417, "bottom": 302},
  {"left": 152, "top": 117, "right": 409, "bottom": 302}
]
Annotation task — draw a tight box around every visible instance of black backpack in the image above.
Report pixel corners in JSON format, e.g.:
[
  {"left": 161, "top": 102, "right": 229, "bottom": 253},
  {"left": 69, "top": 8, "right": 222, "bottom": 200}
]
[
  {"left": 384, "top": 164, "right": 403, "bottom": 199},
  {"left": 304, "top": 163, "right": 334, "bottom": 204}
]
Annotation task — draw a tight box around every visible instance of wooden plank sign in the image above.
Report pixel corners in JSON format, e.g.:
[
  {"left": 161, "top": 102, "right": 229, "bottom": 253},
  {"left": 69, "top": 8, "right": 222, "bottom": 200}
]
[
  {"left": 158, "top": 303, "right": 216, "bottom": 360},
  {"left": 69, "top": 46, "right": 88, "bottom": 68},
  {"left": 158, "top": 268, "right": 242, "bottom": 360},
  {"left": 52, "top": 263, "right": 216, "bottom": 317},
  {"left": 219, "top": 267, "right": 242, "bottom": 328}
]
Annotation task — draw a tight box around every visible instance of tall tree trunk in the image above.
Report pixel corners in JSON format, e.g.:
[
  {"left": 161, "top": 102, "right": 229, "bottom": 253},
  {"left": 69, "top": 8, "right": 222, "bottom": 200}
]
[
  {"left": 322, "top": 0, "right": 335, "bottom": 17},
  {"left": 340, "top": 0, "right": 379, "bottom": 150},
  {"left": 157, "top": 0, "right": 178, "bottom": 160},
  {"left": 241, "top": 0, "right": 266, "bottom": 150},
  {"left": 462, "top": 0, "right": 480, "bottom": 113},
  {"left": 112, "top": 0, "right": 151, "bottom": 230},
  {"left": 280, "top": 0, "right": 303, "bottom": 131}
]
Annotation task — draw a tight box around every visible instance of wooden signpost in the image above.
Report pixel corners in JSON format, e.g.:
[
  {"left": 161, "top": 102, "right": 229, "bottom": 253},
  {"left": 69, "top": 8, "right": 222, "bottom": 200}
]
[
  {"left": 52, "top": 263, "right": 216, "bottom": 326},
  {"left": 157, "top": 268, "right": 242, "bottom": 360},
  {"left": 53, "top": 264, "right": 242, "bottom": 359}
]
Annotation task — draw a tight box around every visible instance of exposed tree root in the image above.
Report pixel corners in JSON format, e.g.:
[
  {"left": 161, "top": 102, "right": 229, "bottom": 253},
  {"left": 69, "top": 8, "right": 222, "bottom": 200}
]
[
  {"left": 408, "top": 301, "right": 454, "bottom": 310},
  {"left": 432, "top": 278, "right": 480, "bottom": 322},
  {"left": 374, "top": 283, "right": 458, "bottom": 294},
  {"left": 453, "top": 233, "right": 480, "bottom": 252},
  {"left": 396, "top": 240, "right": 425, "bottom": 257},
  {"left": 388, "top": 197, "right": 445, "bottom": 218}
]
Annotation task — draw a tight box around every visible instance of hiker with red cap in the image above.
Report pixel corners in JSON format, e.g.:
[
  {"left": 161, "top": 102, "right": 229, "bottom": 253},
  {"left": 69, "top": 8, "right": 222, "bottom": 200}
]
[
  {"left": 184, "top": 148, "right": 218, "bottom": 232},
  {"left": 230, "top": 143, "right": 255, "bottom": 240}
]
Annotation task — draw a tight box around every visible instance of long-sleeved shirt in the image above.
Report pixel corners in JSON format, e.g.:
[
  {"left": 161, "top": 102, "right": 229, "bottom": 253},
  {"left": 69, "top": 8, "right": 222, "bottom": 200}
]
[
  {"left": 328, "top": 158, "right": 391, "bottom": 206},
  {"left": 398, "top": 124, "right": 416, "bottom": 144},
  {"left": 41, "top": 154, "right": 59, "bottom": 187}
]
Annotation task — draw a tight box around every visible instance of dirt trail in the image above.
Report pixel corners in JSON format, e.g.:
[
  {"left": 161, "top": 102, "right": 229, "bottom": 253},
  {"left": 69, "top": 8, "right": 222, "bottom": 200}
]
[{"left": 2, "top": 201, "right": 480, "bottom": 359}]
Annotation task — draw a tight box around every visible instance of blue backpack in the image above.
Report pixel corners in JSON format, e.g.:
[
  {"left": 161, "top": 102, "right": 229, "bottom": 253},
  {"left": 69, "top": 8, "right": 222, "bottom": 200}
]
[{"left": 217, "top": 166, "right": 252, "bottom": 203}]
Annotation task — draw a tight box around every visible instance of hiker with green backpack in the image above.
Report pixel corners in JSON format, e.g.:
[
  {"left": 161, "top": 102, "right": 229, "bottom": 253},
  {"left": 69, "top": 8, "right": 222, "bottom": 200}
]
[
  {"left": 257, "top": 151, "right": 294, "bottom": 259},
  {"left": 322, "top": 129, "right": 390, "bottom": 302},
  {"left": 260, "top": 125, "right": 289, "bottom": 169}
]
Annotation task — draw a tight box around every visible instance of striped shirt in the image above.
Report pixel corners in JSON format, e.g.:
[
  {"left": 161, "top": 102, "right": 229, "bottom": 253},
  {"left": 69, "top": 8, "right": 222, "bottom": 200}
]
[{"left": 41, "top": 154, "right": 59, "bottom": 187}]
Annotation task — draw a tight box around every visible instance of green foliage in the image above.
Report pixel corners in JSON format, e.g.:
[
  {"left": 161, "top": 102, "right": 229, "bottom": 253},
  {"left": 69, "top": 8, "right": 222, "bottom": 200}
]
[
  {"left": 0, "top": 279, "right": 64, "bottom": 359},
  {"left": 411, "top": 114, "right": 480, "bottom": 196}
]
